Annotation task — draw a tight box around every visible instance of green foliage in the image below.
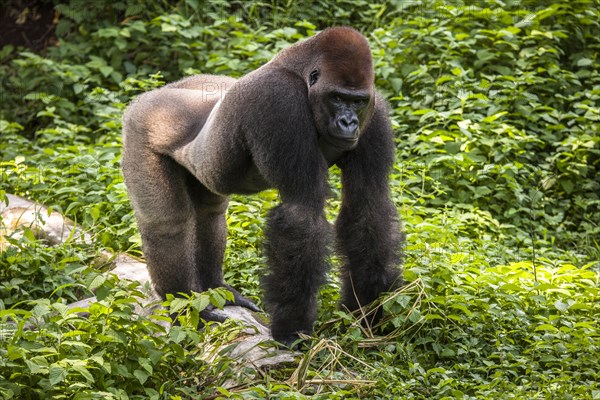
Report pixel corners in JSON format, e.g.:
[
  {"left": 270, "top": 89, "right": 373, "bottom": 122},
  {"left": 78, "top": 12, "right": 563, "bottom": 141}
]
[
  {"left": 378, "top": 253, "right": 600, "bottom": 398},
  {"left": 0, "top": 277, "right": 254, "bottom": 398},
  {"left": 0, "top": 118, "right": 135, "bottom": 251},
  {"left": 0, "top": 235, "right": 93, "bottom": 308},
  {"left": 377, "top": 0, "right": 600, "bottom": 254},
  {"left": 1, "top": 0, "right": 599, "bottom": 398}
]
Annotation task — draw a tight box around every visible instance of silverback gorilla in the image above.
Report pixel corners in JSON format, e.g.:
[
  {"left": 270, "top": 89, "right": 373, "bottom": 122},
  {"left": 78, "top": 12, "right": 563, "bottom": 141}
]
[{"left": 122, "top": 26, "right": 403, "bottom": 345}]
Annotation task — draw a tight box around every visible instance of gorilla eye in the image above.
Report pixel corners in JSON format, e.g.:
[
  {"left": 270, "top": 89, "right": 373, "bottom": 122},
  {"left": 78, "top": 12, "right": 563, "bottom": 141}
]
[{"left": 309, "top": 70, "right": 319, "bottom": 86}]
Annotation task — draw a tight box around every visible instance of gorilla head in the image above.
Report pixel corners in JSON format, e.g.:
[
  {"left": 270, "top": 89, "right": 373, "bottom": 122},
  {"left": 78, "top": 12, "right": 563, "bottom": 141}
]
[{"left": 306, "top": 27, "right": 376, "bottom": 152}]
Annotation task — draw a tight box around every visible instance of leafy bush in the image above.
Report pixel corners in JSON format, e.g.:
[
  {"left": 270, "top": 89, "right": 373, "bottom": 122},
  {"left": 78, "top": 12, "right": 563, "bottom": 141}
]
[
  {"left": 376, "top": 1, "right": 600, "bottom": 254},
  {"left": 0, "top": 279, "right": 253, "bottom": 398}
]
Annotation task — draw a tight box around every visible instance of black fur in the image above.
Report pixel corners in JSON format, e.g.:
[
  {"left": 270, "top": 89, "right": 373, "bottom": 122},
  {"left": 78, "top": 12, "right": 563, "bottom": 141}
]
[
  {"left": 335, "top": 96, "right": 404, "bottom": 321},
  {"left": 263, "top": 204, "right": 331, "bottom": 343},
  {"left": 121, "top": 27, "right": 403, "bottom": 345}
]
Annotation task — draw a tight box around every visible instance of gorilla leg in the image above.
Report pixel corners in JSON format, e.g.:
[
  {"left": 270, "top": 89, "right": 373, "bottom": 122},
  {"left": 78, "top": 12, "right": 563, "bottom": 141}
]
[
  {"left": 239, "top": 81, "right": 332, "bottom": 344},
  {"left": 187, "top": 177, "right": 258, "bottom": 311},
  {"left": 123, "top": 152, "right": 201, "bottom": 297},
  {"left": 262, "top": 203, "right": 330, "bottom": 344},
  {"left": 123, "top": 151, "right": 257, "bottom": 316},
  {"left": 187, "top": 176, "right": 228, "bottom": 290}
]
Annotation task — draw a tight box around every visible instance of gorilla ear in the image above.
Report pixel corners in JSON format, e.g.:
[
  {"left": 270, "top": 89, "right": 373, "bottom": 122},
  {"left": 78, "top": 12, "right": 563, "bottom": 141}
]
[{"left": 309, "top": 70, "right": 320, "bottom": 87}]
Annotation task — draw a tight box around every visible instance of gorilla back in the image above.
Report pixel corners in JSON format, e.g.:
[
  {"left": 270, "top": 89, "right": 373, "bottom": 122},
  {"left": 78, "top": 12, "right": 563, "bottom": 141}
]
[{"left": 122, "top": 26, "right": 403, "bottom": 345}]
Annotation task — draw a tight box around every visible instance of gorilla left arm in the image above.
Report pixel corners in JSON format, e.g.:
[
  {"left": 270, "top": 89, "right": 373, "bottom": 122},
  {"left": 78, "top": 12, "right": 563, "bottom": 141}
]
[
  {"left": 237, "top": 69, "right": 333, "bottom": 344},
  {"left": 334, "top": 95, "right": 403, "bottom": 320}
]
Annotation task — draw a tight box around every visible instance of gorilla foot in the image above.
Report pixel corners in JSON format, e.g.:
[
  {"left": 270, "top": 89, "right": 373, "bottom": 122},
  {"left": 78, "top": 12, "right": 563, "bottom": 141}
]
[
  {"left": 223, "top": 284, "right": 261, "bottom": 312},
  {"left": 272, "top": 331, "right": 309, "bottom": 349},
  {"left": 199, "top": 305, "right": 228, "bottom": 323}
]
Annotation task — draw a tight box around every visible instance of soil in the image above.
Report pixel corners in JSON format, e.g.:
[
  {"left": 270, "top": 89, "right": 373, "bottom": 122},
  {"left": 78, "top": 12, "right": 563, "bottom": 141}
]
[{"left": 0, "top": 0, "right": 57, "bottom": 52}]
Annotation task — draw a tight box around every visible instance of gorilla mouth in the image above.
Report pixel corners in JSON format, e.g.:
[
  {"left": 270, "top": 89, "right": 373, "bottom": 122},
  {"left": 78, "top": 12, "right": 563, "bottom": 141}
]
[
  {"left": 330, "top": 133, "right": 358, "bottom": 142},
  {"left": 323, "top": 132, "right": 359, "bottom": 150}
]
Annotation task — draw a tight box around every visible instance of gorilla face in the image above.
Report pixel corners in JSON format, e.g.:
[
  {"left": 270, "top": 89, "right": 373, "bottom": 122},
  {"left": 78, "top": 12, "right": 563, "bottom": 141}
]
[
  {"left": 308, "top": 69, "right": 374, "bottom": 152},
  {"left": 324, "top": 90, "right": 372, "bottom": 149}
]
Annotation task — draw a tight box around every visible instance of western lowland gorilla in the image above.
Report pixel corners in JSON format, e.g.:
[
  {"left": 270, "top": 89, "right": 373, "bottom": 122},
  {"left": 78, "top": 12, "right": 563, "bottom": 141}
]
[{"left": 121, "top": 26, "right": 403, "bottom": 345}]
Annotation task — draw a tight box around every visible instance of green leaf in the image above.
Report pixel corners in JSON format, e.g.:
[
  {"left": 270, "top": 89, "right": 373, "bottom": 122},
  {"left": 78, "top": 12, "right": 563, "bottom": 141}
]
[
  {"left": 88, "top": 274, "right": 106, "bottom": 290},
  {"left": 49, "top": 364, "right": 67, "bottom": 386},
  {"left": 72, "top": 362, "right": 95, "bottom": 383},
  {"left": 559, "top": 178, "right": 574, "bottom": 194},
  {"left": 191, "top": 295, "right": 210, "bottom": 312},
  {"left": 499, "top": 283, "right": 522, "bottom": 292},
  {"left": 554, "top": 300, "right": 570, "bottom": 312},
  {"left": 211, "top": 291, "right": 226, "bottom": 309},
  {"left": 441, "top": 348, "right": 456, "bottom": 357},
  {"left": 31, "top": 303, "right": 51, "bottom": 319},
  {"left": 99, "top": 65, "right": 114, "bottom": 77},
  {"left": 161, "top": 23, "right": 177, "bottom": 32},
  {"left": 535, "top": 324, "right": 558, "bottom": 332},
  {"left": 169, "top": 326, "right": 187, "bottom": 343},
  {"left": 482, "top": 112, "right": 507, "bottom": 123},
  {"left": 576, "top": 58, "right": 592, "bottom": 67},
  {"left": 134, "top": 369, "right": 150, "bottom": 384},
  {"left": 25, "top": 358, "right": 47, "bottom": 374},
  {"left": 169, "top": 297, "right": 188, "bottom": 314}
]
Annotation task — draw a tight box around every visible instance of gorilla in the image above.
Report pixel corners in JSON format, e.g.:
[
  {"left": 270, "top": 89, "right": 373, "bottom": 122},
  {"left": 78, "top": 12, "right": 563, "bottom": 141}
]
[{"left": 121, "top": 26, "right": 403, "bottom": 345}]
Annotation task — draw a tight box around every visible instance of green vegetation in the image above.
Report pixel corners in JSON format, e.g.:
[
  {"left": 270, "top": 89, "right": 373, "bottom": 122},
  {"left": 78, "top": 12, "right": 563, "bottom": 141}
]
[{"left": 1, "top": 0, "right": 598, "bottom": 398}]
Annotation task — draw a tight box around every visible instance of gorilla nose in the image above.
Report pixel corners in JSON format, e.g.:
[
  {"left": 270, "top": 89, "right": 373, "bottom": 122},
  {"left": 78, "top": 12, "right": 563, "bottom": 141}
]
[{"left": 336, "top": 115, "right": 359, "bottom": 138}]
